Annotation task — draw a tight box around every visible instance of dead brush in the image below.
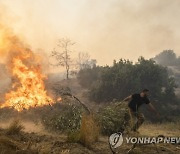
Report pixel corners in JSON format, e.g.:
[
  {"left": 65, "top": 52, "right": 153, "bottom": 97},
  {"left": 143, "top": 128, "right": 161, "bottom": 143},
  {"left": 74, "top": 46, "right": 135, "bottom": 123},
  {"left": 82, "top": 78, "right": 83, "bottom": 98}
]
[
  {"left": 6, "top": 119, "right": 24, "bottom": 135},
  {"left": 79, "top": 114, "right": 100, "bottom": 147},
  {"left": 0, "top": 136, "right": 20, "bottom": 151}
]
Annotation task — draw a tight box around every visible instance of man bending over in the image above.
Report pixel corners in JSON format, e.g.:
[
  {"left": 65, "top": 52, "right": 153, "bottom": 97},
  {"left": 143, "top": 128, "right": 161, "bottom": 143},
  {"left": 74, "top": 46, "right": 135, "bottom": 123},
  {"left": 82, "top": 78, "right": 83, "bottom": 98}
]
[{"left": 123, "top": 89, "right": 159, "bottom": 132}]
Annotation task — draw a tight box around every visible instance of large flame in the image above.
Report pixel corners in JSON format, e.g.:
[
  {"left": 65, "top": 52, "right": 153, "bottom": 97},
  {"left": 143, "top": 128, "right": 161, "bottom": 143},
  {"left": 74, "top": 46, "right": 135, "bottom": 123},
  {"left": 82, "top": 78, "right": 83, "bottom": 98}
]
[{"left": 0, "top": 25, "right": 54, "bottom": 111}]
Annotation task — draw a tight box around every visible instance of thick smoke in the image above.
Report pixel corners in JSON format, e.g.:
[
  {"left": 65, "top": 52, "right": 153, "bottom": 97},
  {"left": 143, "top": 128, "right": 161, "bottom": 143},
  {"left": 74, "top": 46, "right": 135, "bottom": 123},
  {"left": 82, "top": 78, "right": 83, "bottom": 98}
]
[{"left": 1, "top": 0, "right": 180, "bottom": 65}]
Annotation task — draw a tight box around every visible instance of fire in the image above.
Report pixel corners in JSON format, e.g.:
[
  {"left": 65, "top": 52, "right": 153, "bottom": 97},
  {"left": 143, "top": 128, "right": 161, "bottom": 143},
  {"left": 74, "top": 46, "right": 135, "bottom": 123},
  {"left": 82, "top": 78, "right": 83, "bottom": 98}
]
[
  {"left": 0, "top": 25, "right": 55, "bottom": 111},
  {"left": 57, "top": 97, "right": 62, "bottom": 102}
]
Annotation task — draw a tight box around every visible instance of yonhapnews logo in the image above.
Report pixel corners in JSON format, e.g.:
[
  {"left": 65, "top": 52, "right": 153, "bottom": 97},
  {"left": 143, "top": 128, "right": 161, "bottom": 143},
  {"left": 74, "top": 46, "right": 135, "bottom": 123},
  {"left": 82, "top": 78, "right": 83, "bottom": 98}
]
[
  {"left": 109, "top": 132, "right": 180, "bottom": 149},
  {"left": 109, "top": 132, "right": 123, "bottom": 148}
]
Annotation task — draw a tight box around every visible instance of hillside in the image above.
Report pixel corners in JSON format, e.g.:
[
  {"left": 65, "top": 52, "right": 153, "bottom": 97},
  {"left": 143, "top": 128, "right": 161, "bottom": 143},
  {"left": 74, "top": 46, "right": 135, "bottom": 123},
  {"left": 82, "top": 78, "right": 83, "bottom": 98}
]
[{"left": 0, "top": 120, "right": 179, "bottom": 154}]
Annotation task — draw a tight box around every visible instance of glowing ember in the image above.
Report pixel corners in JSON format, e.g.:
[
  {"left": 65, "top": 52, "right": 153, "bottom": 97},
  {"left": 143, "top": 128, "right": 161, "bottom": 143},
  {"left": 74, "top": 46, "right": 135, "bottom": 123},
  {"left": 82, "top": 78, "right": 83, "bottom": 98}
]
[
  {"left": 0, "top": 25, "right": 55, "bottom": 111},
  {"left": 57, "top": 97, "right": 62, "bottom": 102}
]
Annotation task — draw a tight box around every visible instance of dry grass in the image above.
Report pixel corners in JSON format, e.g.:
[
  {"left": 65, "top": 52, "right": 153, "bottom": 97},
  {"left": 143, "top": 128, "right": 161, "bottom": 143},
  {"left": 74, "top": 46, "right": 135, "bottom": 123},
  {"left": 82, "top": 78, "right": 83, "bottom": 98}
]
[
  {"left": 0, "top": 136, "right": 21, "bottom": 154},
  {"left": 6, "top": 120, "right": 24, "bottom": 135},
  {"left": 67, "top": 114, "right": 100, "bottom": 147},
  {"left": 0, "top": 136, "right": 20, "bottom": 149},
  {"left": 79, "top": 114, "right": 100, "bottom": 147},
  {"left": 139, "top": 121, "right": 180, "bottom": 137}
]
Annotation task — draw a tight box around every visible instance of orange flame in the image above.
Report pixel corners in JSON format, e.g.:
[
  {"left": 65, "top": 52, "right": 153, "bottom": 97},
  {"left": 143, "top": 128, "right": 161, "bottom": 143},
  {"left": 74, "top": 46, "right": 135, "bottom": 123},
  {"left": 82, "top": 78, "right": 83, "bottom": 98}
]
[{"left": 0, "top": 25, "right": 55, "bottom": 111}]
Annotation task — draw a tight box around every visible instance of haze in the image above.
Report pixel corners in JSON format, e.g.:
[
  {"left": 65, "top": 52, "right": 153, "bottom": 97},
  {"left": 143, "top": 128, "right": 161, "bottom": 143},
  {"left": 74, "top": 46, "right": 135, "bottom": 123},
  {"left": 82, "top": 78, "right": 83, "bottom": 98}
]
[{"left": 1, "top": 0, "right": 180, "bottom": 66}]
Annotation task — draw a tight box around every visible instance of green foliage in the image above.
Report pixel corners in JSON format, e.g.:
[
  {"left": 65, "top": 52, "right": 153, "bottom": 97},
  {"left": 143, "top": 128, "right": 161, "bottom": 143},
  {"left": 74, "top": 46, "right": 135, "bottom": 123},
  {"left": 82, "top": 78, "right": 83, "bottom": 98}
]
[
  {"left": 154, "top": 50, "right": 178, "bottom": 66},
  {"left": 154, "top": 50, "right": 180, "bottom": 66},
  {"left": 90, "top": 59, "right": 135, "bottom": 102},
  {"left": 77, "top": 66, "right": 107, "bottom": 88},
  {"left": 77, "top": 57, "right": 179, "bottom": 121},
  {"left": 42, "top": 104, "right": 83, "bottom": 132},
  {"left": 97, "top": 102, "right": 130, "bottom": 135},
  {"left": 154, "top": 50, "right": 180, "bottom": 90},
  {"left": 78, "top": 57, "right": 177, "bottom": 103}
]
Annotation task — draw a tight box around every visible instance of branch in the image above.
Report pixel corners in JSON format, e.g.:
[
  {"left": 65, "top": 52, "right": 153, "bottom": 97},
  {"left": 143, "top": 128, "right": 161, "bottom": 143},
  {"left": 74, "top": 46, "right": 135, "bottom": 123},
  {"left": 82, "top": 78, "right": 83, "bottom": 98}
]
[{"left": 61, "top": 92, "right": 90, "bottom": 114}]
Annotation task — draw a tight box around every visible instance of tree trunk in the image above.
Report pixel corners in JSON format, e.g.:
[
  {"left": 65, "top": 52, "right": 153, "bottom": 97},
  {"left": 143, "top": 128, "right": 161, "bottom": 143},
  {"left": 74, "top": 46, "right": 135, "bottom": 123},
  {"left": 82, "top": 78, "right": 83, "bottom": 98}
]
[{"left": 66, "top": 68, "right": 69, "bottom": 79}]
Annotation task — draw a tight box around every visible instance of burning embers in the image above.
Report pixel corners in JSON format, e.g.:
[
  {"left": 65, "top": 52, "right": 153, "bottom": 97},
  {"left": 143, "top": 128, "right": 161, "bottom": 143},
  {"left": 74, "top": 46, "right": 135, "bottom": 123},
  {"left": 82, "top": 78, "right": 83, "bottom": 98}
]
[{"left": 0, "top": 25, "right": 54, "bottom": 111}]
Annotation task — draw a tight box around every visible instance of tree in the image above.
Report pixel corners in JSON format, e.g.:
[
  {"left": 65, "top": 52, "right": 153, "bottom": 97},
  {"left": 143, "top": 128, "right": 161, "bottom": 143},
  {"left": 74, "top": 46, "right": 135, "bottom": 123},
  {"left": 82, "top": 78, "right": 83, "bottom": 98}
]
[
  {"left": 77, "top": 66, "right": 104, "bottom": 88},
  {"left": 154, "top": 50, "right": 177, "bottom": 66},
  {"left": 77, "top": 52, "right": 90, "bottom": 70},
  {"left": 78, "top": 57, "right": 177, "bottom": 103},
  {"left": 77, "top": 52, "right": 97, "bottom": 70},
  {"left": 77, "top": 57, "right": 179, "bottom": 122},
  {"left": 51, "top": 38, "right": 75, "bottom": 79},
  {"left": 154, "top": 50, "right": 180, "bottom": 87}
]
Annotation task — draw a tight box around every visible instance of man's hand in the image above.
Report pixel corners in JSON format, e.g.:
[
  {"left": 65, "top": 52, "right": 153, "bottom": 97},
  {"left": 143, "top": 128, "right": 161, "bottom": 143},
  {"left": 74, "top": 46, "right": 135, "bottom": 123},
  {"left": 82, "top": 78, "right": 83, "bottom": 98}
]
[{"left": 148, "top": 103, "right": 160, "bottom": 118}]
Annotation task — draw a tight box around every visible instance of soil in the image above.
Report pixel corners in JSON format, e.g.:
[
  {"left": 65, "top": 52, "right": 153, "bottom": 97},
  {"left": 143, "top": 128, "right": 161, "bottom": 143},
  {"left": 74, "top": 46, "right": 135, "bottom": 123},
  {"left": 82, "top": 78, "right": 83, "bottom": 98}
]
[{"left": 0, "top": 128, "right": 179, "bottom": 154}]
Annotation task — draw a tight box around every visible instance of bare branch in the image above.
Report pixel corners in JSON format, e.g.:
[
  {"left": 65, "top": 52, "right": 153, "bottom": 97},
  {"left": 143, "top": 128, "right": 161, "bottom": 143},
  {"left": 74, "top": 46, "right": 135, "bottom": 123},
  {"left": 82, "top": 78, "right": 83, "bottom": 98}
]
[{"left": 50, "top": 38, "right": 75, "bottom": 79}]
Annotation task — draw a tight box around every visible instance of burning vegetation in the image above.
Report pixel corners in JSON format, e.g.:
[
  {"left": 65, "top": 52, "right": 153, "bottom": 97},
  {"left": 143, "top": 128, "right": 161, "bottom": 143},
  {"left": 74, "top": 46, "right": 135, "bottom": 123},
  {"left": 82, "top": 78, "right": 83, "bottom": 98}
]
[{"left": 0, "top": 25, "right": 54, "bottom": 111}]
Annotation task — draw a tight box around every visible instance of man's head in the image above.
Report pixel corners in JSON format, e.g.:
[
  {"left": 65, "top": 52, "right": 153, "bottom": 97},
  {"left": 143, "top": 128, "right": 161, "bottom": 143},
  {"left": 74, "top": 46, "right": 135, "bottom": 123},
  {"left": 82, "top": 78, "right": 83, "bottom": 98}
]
[{"left": 141, "top": 89, "right": 149, "bottom": 97}]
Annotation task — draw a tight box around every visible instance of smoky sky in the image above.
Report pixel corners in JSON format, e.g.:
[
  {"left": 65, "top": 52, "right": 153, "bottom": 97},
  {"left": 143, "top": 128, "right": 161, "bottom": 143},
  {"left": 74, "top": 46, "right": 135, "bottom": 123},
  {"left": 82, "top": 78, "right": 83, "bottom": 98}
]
[{"left": 1, "top": 0, "right": 180, "bottom": 66}]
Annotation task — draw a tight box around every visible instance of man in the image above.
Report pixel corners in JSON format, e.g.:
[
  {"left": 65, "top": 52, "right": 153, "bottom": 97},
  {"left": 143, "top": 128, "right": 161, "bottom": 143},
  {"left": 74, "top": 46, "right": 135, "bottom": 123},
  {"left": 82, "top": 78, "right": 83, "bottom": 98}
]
[{"left": 123, "top": 89, "right": 159, "bottom": 132}]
